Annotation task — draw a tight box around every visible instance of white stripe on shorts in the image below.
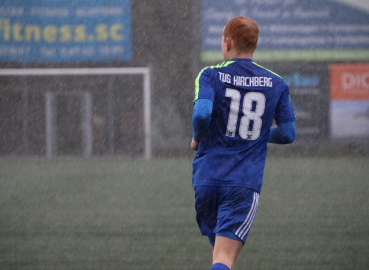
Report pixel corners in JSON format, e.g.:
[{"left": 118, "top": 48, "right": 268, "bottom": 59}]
[{"left": 235, "top": 191, "right": 259, "bottom": 240}]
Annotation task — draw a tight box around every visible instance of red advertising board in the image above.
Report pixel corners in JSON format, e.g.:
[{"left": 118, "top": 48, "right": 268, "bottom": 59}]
[
  {"left": 330, "top": 64, "right": 369, "bottom": 100},
  {"left": 330, "top": 64, "right": 369, "bottom": 139}
]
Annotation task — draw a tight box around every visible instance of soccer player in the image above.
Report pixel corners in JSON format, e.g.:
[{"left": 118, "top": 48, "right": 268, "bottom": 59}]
[{"left": 191, "top": 16, "right": 296, "bottom": 270}]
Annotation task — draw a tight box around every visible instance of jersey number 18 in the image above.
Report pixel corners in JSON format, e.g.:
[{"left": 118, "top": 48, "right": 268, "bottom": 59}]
[{"left": 225, "top": 88, "right": 266, "bottom": 140}]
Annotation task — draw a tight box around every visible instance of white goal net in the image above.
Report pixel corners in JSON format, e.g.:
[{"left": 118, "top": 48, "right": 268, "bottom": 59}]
[{"left": 0, "top": 68, "right": 151, "bottom": 159}]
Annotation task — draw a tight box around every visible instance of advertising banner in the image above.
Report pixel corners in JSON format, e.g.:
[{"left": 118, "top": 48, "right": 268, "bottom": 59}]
[
  {"left": 0, "top": 0, "right": 132, "bottom": 62},
  {"left": 330, "top": 64, "right": 369, "bottom": 139},
  {"left": 266, "top": 63, "right": 330, "bottom": 141},
  {"left": 201, "top": 0, "right": 369, "bottom": 62}
]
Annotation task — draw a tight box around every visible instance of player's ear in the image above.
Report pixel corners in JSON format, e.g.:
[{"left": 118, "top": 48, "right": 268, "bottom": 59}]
[{"left": 226, "top": 37, "right": 232, "bottom": 51}]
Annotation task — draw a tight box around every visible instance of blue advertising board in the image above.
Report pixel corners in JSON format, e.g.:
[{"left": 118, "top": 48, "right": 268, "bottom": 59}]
[
  {"left": 266, "top": 63, "right": 330, "bottom": 140},
  {"left": 201, "top": 0, "right": 369, "bottom": 62},
  {"left": 0, "top": 0, "right": 132, "bottom": 62}
]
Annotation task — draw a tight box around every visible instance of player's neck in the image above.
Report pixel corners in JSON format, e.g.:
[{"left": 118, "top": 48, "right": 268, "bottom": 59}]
[{"left": 225, "top": 51, "right": 253, "bottom": 60}]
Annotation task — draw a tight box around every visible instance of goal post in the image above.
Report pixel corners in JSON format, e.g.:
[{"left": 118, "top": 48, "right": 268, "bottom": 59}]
[
  {"left": 0, "top": 68, "right": 152, "bottom": 159},
  {"left": 45, "top": 90, "right": 93, "bottom": 158}
]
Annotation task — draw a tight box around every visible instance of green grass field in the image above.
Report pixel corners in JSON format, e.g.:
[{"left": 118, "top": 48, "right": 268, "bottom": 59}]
[{"left": 1, "top": 156, "right": 368, "bottom": 269}]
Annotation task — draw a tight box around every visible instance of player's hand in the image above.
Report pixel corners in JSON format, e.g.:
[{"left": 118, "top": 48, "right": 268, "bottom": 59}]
[{"left": 191, "top": 138, "right": 199, "bottom": 151}]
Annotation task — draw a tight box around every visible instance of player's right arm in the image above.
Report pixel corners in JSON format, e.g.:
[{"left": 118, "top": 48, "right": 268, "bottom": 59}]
[
  {"left": 269, "top": 82, "right": 296, "bottom": 144},
  {"left": 268, "top": 121, "right": 296, "bottom": 144}
]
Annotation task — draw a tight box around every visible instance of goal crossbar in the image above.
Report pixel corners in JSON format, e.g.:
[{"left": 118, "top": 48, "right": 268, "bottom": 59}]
[{"left": 0, "top": 68, "right": 152, "bottom": 159}]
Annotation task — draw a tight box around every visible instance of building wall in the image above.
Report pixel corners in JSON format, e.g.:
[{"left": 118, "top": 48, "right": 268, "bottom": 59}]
[{"left": 1, "top": 0, "right": 366, "bottom": 156}]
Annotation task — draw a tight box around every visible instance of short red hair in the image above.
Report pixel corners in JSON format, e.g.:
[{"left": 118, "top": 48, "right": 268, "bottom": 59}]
[{"left": 223, "top": 16, "right": 259, "bottom": 54}]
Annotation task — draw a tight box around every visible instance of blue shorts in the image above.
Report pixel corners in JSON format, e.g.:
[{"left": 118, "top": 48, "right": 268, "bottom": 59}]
[{"left": 194, "top": 186, "right": 259, "bottom": 246}]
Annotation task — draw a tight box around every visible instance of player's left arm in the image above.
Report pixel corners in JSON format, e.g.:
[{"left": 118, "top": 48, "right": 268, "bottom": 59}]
[
  {"left": 191, "top": 68, "right": 215, "bottom": 150},
  {"left": 191, "top": 99, "right": 213, "bottom": 150}
]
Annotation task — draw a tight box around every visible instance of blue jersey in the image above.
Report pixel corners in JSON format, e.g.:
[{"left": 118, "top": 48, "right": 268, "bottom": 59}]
[{"left": 192, "top": 58, "right": 296, "bottom": 193}]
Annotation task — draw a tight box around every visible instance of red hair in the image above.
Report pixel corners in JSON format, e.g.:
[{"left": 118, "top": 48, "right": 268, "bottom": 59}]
[{"left": 223, "top": 16, "right": 259, "bottom": 53}]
